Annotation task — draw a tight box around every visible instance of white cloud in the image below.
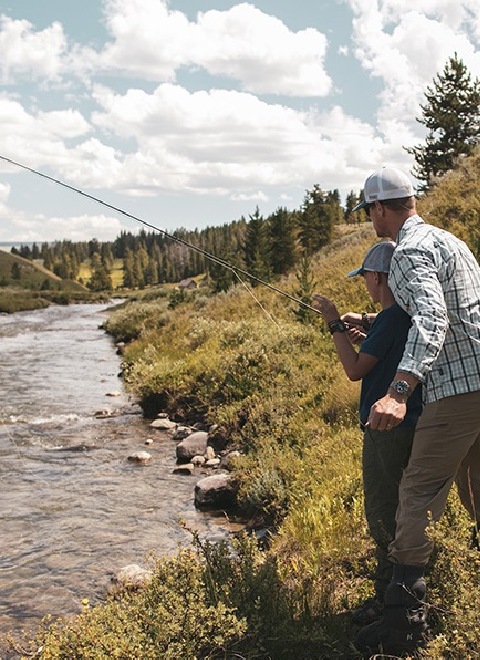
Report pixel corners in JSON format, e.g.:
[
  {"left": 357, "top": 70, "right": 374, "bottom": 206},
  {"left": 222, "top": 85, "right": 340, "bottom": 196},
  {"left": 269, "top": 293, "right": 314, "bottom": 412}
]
[
  {"left": 349, "top": 1, "right": 480, "bottom": 150},
  {"left": 91, "top": 0, "right": 332, "bottom": 96},
  {"left": 0, "top": 210, "right": 129, "bottom": 242},
  {"left": 91, "top": 83, "right": 379, "bottom": 195},
  {"left": 0, "top": 15, "right": 67, "bottom": 83},
  {"left": 231, "top": 190, "right": 269, "bottom": 202},
  {"left": 191, "top": 3, "right": 331, "bottom": 95}
]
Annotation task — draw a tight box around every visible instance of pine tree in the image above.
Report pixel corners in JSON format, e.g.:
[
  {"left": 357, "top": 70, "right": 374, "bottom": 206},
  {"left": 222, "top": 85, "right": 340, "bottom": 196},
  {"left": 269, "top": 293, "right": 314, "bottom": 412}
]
[
  {"left": 268, "top": 207, "right": 297, "bottom": 275},
  {"left": 244, "top": 207, "right": 271, "bottom": 286},
  {"left": 406, "top": 53, "right": 480, "bottom": 189},
  {"left": 292, "top": 253, "right": 318, "bottom": 325},
  {"left": 344, "top": 190, "right": 361, "bottom": 224},
  {"left": 298, "top": 185, "right": 336, "bottom": 255}
]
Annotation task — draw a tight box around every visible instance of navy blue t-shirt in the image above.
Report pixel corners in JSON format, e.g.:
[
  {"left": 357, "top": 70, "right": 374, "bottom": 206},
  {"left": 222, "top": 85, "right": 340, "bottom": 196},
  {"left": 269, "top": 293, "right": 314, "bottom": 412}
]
[{"left": 359, "top": 304, "right": 423, "bottom": 427}]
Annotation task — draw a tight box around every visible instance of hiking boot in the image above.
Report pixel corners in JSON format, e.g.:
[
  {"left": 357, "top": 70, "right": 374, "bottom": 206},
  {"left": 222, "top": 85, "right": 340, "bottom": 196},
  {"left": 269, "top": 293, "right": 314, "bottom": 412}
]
[
  {"left": 351, "top": 597, "right": 383, "bottom": 626},
  {"left": 355, "top": 564, "right": 429, "bottom": 655},
  {"left": 355, "top": 614, "right": 428, "bottom": 655}
]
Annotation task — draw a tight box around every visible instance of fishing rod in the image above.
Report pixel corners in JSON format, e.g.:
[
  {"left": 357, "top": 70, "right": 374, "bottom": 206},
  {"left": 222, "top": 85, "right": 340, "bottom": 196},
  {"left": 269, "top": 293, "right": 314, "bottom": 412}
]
[{"left": 0, "top": 154, "right": 322, "bottom": 314}]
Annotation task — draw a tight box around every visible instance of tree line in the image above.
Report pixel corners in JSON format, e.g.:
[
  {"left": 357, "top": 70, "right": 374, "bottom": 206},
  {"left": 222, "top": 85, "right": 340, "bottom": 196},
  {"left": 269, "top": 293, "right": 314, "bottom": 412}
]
[{"left": 12, "top": 185, "right": 364, "bottom": 292}]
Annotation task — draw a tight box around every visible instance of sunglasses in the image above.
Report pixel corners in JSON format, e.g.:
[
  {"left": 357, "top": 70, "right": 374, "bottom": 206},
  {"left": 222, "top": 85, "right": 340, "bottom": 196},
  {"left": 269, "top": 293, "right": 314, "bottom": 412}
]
[{"left": 364, "top": 202, "right": 375, "bottom": 217}]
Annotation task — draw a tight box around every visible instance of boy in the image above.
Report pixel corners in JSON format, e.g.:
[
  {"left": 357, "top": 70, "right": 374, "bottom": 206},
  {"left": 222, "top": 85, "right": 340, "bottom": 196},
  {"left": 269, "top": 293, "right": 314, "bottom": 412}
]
[{"left": 312, "top": 241, "right": 422, "bottom": 624}]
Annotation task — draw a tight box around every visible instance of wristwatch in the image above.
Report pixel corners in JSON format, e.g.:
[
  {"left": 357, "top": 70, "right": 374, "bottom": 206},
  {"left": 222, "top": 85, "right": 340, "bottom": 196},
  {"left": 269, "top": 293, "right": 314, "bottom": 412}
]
[
  {"left": 389, "top": 380, "right": 412, "bottom": 398},
  {"left": 361, "top": 312, "right": 371, "bottom": 331},
  {"left": 328, "top": 319, "right": 347, "bottom": 335}
]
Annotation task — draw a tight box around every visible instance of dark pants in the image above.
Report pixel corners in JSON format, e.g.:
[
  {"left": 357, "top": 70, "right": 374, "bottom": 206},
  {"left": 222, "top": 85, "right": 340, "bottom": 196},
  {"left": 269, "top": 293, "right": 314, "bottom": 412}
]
[{"left": 362, "top": 426, "right": 415, "bottom": 597}]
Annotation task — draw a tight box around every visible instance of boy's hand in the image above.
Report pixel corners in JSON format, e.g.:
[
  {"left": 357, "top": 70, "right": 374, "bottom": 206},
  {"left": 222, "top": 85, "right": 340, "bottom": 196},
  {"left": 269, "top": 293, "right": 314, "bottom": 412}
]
[
  {"left": 347, "top": 327, "right": 366, "bottom": 345},
  {"left": 312, "top": 293, "right": 339, "bottom": 323}
]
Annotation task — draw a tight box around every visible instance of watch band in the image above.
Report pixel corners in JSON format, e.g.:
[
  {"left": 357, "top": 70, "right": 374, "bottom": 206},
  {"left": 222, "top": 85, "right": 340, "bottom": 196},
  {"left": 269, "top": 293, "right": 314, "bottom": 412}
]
[
  {"left": 328, "top": 319, "right": 347, "bottom": 335},
  {"left": 389, "top": 380, "right": 412, "bottom": 398},
  {"left": 361, "top": 312, "right": 371, "bottom": 331}
]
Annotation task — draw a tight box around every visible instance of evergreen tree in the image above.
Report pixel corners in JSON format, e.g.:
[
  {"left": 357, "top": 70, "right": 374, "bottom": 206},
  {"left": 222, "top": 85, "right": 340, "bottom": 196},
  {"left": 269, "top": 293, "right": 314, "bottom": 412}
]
[
  {"left": 19, "top": 245, "right": 32, "bottom": 259},
  {"left": 292, "top": 253, "right": 318, "bottom": 325},
  {"left": 344, "top": 190, "right": 361, "bottom": 224},
  {"left": 244, "top": 207, "right": 271, "bottom": 286},
  {"left": 406, "top": 53, "right": 480, "bottom": 189},
  {"left": 11, "top": 262, "right": 21, "bottom": 280},
  {"left": 43, "top": 248, "right": 54, "bottom": 272},
  {"left": 269, "top": 207, "right": 297, "bottom": 275},
  {"left": 88, "top": 265, "right": 113, "bottom": 291},
  {"left": 123, "top": 249, "right": 135, "bottom": 289},
  {"left": 298, "top": 185, "right": 336, "bottom": 255}
]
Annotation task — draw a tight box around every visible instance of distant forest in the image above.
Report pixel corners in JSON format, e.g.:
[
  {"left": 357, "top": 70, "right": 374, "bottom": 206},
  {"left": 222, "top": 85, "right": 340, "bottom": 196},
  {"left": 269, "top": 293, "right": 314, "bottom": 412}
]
[{"left": 11, "top": 184, "right": 364, "bottom": 292}]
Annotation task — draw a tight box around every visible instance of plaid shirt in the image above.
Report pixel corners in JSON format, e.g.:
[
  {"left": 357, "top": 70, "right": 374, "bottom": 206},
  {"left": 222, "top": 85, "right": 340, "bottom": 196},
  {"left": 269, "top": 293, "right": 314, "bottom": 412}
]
[{"left": 388, "top": 214, "right": 480, "bottom": 403}]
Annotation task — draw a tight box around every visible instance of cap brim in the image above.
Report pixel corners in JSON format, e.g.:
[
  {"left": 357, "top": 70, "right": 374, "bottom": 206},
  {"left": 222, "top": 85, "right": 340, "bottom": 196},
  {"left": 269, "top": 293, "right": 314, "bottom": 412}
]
[
  {"left": 346, "top": 267, "right": 364, "bottom": 278},
  {"left": 352, "top": 200, "right": 368, "bottom": 212}
]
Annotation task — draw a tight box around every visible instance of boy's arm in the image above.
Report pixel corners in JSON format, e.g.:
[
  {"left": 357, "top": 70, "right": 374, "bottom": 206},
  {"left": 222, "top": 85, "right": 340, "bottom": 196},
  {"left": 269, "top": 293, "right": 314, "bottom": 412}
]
[{"left": 312, "top": 294, "right": 378, "bottom": 381}]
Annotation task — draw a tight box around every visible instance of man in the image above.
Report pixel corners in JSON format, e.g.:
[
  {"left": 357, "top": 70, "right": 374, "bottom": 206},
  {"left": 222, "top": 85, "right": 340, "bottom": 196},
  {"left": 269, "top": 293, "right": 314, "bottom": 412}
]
[
  {"left": 312, "top": 241, "right": 422, "bottom": 625},
  {"left": 351, "top": 167, "right": 480, "bottom": 655}
]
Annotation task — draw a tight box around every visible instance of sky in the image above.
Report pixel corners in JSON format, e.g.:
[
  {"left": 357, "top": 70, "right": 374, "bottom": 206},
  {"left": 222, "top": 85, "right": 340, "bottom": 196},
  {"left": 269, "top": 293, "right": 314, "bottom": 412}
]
[{"left": 1, "top": 0, "right": 480, "bottom": 243}]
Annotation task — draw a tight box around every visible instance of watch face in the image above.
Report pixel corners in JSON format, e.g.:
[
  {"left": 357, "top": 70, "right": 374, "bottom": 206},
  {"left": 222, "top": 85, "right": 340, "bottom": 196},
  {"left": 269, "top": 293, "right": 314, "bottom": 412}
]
[{"left": 392, "top": 380, "right": 409, "bottom": 395}]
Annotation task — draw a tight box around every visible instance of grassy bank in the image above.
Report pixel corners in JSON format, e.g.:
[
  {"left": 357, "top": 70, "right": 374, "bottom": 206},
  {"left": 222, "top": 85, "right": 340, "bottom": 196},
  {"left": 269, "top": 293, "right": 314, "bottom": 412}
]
[{"left": 4, "top": 221, "right": 479, "bottom": 659}]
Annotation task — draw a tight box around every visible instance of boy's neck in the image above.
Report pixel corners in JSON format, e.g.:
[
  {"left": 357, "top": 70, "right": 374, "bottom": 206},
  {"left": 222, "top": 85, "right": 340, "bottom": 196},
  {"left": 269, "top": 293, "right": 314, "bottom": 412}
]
[{"left": 379, "top": 288, "right": 396, "bottom": 310}]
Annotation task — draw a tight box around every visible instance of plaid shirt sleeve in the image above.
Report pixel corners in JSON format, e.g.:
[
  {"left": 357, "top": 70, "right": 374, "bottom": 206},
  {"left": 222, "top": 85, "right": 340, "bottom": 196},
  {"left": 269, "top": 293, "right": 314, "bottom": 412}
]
[
  {"left": 389, "top": 242, "right": 450, "bottom": 381},
  {"left": 388, "top": 216, "right": 480, "bottom": 402}
]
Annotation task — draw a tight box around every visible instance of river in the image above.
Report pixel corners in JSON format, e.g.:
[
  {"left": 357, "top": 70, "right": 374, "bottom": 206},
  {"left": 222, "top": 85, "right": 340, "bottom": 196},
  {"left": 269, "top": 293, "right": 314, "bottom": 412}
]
[{"left": 0, "top": 302, "right": 236, "bottom": 644}]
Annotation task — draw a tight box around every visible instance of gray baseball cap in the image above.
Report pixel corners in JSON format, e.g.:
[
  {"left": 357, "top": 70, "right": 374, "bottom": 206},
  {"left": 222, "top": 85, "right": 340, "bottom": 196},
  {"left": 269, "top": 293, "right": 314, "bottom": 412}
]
[{"left": 347, "top": 241, "right": 396, "bottom": 278}]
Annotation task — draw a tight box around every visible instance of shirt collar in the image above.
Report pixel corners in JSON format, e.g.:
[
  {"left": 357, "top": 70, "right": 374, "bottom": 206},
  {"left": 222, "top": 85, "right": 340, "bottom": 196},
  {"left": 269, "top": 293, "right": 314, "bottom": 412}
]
[{"left": 396, "top": 214, "right": 424, "bottom": 243}]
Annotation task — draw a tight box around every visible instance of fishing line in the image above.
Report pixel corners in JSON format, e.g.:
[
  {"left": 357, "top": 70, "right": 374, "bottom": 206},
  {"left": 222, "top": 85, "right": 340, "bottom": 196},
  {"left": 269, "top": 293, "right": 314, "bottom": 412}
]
[{"left": 0, "top": 154, "right": 321, "bottom": 315}]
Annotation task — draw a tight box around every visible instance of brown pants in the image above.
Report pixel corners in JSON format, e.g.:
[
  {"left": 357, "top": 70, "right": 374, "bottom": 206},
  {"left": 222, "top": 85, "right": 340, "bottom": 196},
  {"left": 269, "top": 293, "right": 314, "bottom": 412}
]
[{"left": 388, "top": 390, "right": 480, "bottom": 566}]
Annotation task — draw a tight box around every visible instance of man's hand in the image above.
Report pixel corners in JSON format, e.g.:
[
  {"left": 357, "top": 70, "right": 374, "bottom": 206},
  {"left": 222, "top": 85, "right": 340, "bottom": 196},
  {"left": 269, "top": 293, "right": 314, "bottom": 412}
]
[
  {"left": 367, "top": 393, "right": 407, "bottom": 431},
  {"left": 341, "top": 312, "right": 363, "bottom": 330}
]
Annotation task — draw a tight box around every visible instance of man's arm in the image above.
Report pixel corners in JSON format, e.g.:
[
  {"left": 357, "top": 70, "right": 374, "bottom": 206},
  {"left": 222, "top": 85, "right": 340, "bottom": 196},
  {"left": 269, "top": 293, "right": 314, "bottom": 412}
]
[{"left": 366, "top": 371, "right": 420, "bottom": 431}]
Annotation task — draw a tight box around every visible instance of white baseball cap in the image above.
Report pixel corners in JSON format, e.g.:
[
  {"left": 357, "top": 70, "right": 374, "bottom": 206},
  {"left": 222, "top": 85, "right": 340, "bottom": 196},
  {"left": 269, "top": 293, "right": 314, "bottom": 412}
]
[{"left": 353, "top": 167, "right": 415, "bottom": 212}]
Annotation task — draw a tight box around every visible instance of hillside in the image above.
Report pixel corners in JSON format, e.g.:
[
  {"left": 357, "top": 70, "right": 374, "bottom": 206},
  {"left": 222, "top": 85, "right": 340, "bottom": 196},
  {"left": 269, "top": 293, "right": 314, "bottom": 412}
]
[
  {"left": 0, "top": 250, "right": 105, "bottom": 313},
  {"left": 0, "top": 250, "right": 86, "bottom": 292}
]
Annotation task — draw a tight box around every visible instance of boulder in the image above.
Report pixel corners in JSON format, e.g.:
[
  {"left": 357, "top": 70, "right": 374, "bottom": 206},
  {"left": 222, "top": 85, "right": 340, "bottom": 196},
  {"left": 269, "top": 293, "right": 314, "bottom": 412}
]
[
  {"left": 205, "top": 445, "right": 216, "bottom": 460},
  {"left": 194, "top": 474, "right": 238, "bottom": 510},
  {"left": 127, "top": 451, "right": 152, "bottom": 464},
  {"left": 172, "top": 425, "right": 194, "bottom": 440},
  {"left": 207, "top": 424, "right": 229, "bottom": 451},
  {"left": 112, "top": 563, "right": 152, "bottom": 589},
  {"left": 176, "top": 431, "right": 208, "bottom": 462},
  {"left": 150, "top": 418, "right": 177, "bottom": 430},
  {"left": 94, "top": 408, "right": 113, "bottom": 418},
  {"left": 219, "top": 450, "right": 241, "bottom": 470},
  {"left": 173, "top": 463, "right": 195, "bottom": 475}
]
